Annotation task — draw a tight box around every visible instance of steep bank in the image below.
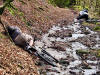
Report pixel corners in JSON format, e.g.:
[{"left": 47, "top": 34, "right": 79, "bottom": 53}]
[{"left": 0, "top": 0, "right": 77, "bottom": 74}]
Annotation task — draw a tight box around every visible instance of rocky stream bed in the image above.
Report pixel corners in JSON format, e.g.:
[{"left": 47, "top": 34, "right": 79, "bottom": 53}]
[{"left": 34, "top": 22, "right": 100, "bottom": 75}]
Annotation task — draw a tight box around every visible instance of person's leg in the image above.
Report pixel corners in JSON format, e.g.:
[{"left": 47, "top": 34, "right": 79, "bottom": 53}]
[
  {"left": 84, "top": 15, "right": 89, "bottom": 21},
  {"left": 77, "top": 14, "right": 89, "bottom": 21}
]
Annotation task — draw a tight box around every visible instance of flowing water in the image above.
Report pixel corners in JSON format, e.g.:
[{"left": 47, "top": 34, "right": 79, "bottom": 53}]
[{"left": 35, "top": 22, "right": 100, "bottom": 75}]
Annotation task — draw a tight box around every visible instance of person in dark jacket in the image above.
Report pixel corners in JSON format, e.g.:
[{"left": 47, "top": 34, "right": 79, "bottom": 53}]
[
  {"left": 7, "top": 26, "right": 34, "bottom": 51},
  {"left": 74, "top": 9, "right": 89, "bottom": 22}
]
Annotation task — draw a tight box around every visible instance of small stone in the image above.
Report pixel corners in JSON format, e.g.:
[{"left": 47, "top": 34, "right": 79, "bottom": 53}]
[
  {"left": 69, "top": 71, "right": 76, "bottom": 75},
  {"left": 96, "top": 71, "right": 100, "bottom": 75}
]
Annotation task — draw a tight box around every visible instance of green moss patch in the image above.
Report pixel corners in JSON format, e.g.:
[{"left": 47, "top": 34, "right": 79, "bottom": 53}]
[
  {"left": 97, "top": 49, "right": 100, "bottom": 57},
  {"left": 76, "top": 50, "right": 90, "bottom": 56},
  {"left": 94, "top": 26, "right": 100, "bottom": 31},
  {"left": 72, "top": 5, "right": 83, "bottom": 11}
]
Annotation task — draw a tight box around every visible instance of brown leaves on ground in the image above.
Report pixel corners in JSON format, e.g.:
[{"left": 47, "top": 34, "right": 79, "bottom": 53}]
[{"left": 0, "top": 25, "right": 38, "bottom": 75}]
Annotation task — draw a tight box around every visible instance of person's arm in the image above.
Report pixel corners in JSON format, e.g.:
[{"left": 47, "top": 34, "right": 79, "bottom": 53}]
[
  {"left": 29, "top": 39, "right": 33, "bottom": 46},
  {"left": 25, "top": 34, "right": 34, "bottom": 46},
  {"left": 79, "top": 11, "right": 83, "bottom": 15}
]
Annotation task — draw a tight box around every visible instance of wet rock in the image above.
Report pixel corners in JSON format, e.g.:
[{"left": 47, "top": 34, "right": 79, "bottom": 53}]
[
  {"left": 92, "top": 71, "right": 100, "bottom": 75},
  {"left": 80, "top": 25, "right": 91, "bottom": 34},
  {"left": 98, "top": 61, "right": 100, "bottom": 70},
  {"left": 69, "top": 71, "right": 77, "bottom": 75},
  {"left": 84, "top": 31, "right": 90, "bottom": 35},
  {"left": 88, "top": 56, "right": 97, "bottom": 61},
  {"left": 39, "top": 69, "right": 47, "bottom": 75},
  {"left": 96, "top": 71, "right": 100, "bottom": 75},
  {"left": 50, "top": 46, "right": 66, "bottom": 51},
  {"left": 77, "top": 35, "right": 97, "bottom": 47},
  {"left": 81, "top": 61, "right": 92, "bottom": 69},
  {"left": 50, "top": 41, "right": 71, "bottom": 51},
  {"left": 35, "top": 61, "right": 44, "bottom": 66},
  {"left": 46, "top": 68, "right": 60, "bottom": 73},
  {"left": 48, "top": 29, "right": 73, "bottom": 39}
]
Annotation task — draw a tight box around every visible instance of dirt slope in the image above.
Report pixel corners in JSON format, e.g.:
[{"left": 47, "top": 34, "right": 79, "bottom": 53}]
[{"left": 0, "top": 0, "right": 77, "bottom": 75}]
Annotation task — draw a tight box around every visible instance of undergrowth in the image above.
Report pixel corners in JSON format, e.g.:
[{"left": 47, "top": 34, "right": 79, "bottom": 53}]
[{"left": 6, "top": 3, "right": 32, "bottom": 27}]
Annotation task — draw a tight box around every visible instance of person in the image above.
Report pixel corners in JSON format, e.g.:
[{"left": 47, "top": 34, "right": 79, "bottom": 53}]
[
  {"left": 6, "top": 26, "right": 61, "bottom": 66},
  {"left": 7, "top": 25, "right": 35, "bottom": 51},
  {"left": 74, "top": 9, "right": 89, "bottom": 22}
]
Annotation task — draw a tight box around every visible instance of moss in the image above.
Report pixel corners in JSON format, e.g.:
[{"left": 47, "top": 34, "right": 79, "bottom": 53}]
[
  {"left": 97, "top": 49, "right": 100, "bottom": 57},
  {"left": 0, "top": 0, "right": 14, "bottom": 15},
  {"left": 48, "top": 0, "right": 56, "bottom": 7},
  {"left": 7, "top": 6, "right": 15, "bottom": 15},
  {"left": 6, "top": 3, "right": 32, "bottom": 28},
  {"left": 48, "top": 0, "right": 74, "bottom": 8},
  {"left": 7, "top": 3, "right": 25, "bottom": 17},
  {"left": 94, "top": 26, "right": 100, "bottom": 31},
  {"left": 96, "top": 22, "right": 100, "bottom": 25},
  {"left": 72, "top": 5, "right": 83, "bottom": 11},
  {"left": 21, "top": 17, "right": 26, "bottom": 22},
  {"left": 90, "top": 49, "right": 100, "bottom": 58},
  {"left": 82, "top": 22, "right": 91, "bottom": 26},
  {"left": 6, "top": 3, "right": 18, "bottom": 15},
  {"left": 76, "top": 50, "right": 89, "bottom": 56},
  {"left": 6, "top": 3, "right": 26, "bottom": 24}
]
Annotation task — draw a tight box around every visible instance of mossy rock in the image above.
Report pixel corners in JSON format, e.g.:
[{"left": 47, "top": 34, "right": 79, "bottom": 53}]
[
  {"left": 96, "top": 22, "right": 100, "bottom": 25},
  {"left": 96, "top": 49, "right": 100, "bottom": 57},
  {"left": 59, "top": 59, "right": 69, "bottom": 66},
  {"left": 76, "top": 50, "right": 90, "bottom": 56},
  {"left": 94, "top": 26, "right": 100, "bottom": 31}
]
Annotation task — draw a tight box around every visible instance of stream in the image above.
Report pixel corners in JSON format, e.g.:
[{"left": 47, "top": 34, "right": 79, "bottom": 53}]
[{"left": 35, "top": 22, "right": 100, "bottom": 75}]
